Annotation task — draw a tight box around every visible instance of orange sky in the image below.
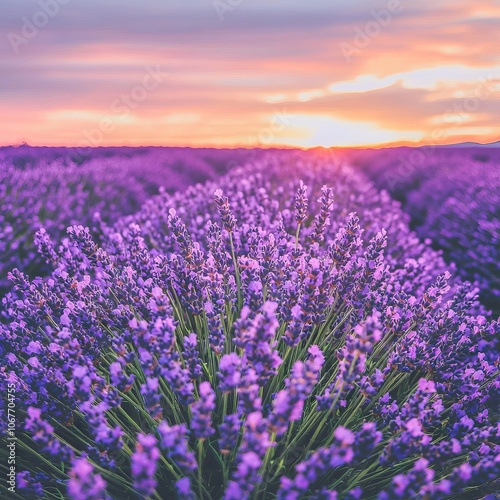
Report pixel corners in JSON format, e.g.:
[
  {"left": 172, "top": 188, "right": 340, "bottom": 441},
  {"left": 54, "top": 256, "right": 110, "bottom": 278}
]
[{"left": 0, "top": 0, "right": 499, "bottom": 148}]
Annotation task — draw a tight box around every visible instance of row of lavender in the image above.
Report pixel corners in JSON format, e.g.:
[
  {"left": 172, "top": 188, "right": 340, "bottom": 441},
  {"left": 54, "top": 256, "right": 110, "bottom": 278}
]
[
  {"left": 2, "top": 145, "right": 499, "bottom": 316},
  {"left": 1, "top": 151, "right": 498, "bottom": 499},
  {"left": 346, "top": 146, "right": 500, "bottom": 315},
  {"left": 0, "top": 146, "right": 261, "bottom": 294}
]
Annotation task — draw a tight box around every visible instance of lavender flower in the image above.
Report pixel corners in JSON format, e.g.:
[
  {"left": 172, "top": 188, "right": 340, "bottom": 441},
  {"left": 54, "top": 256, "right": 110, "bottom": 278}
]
[
  {"left": 183, "top": 333, "right": 203, "bottom": 380},
  {"left": 278, "top": 427, "right": 355, "bottom": 499},
  {"left": 191, "top": 381, "right": 216, "bottom": 440},
  {"left": 131, "top": 434, "right": 160, "bottom": 497},
  {"left": 109, "top": 361, "right": 135, "bottom": 392},
  {"left": 168, "top": 208, "right": 194, "bottom": 259},
  {"left": 294, "top": 180, "right": 309, "bottom": 225},
  {"left": 140, "top": 377, "right": 162, "bottom": 419},
  {"left": 379, "top": 458, "right": 434, "bottom": 499},
  {"left": 218, "top": 353, "right": 242, "bottom": 392},
  {"left": 176, "top": 477, "right": 196, "bottom": 500},
  {"left": 25, "top": 407, "right": 73, "bottom": 462},
  {"left": 224, "top": 451, "right": 262, "bottom": 500},
  {"left": 233, "top": 301, "right": 282, "bottom": 385},
  {"left": 67, "top": 458, "right": 107, "bottom": 500},
  {"left": 218, "top": 414, "right": 242, "bottom": 454},
  {"left": 157, "top": 422, "right": 197, "bottom": 474},
  {"left": 214, "top": 189, "right": 237, "bottom": 233},
  {"left": 310, "top": 186, "right": 334, "bottom": 245},
  {"left": 16, "top": 471, "right": 46, "bottom": 498},
  {"left": 270, "top": 346, "right": 324, "bottom": 435}
]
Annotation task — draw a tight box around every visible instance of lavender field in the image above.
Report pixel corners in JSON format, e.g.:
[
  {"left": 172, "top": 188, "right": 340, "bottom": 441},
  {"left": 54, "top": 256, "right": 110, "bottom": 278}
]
[
  {"left": 346, "top": 146, "right": 500, "bottom": 315},
  {"left": 1, "top": 147, "right": 499, "bottom": 499},
  {"left": 0, "top": 146, "right": 262, "bottom": 295}
]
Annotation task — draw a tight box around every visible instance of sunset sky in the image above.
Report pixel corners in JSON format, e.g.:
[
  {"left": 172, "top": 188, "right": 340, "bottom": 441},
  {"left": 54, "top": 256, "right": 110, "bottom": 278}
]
[{"left": 1, "top": 0, "right": 499, "bottom": 148}]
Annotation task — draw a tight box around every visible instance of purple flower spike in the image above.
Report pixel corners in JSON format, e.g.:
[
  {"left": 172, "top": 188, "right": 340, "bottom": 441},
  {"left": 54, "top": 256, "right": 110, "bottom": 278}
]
[
  {"left": 176, "top": 477, "right": 196, "bottom": 500},
  {"left": 183, "top": 333, "right": 203, "bottom": 380},
  {"left": 109, "top": 361, "right": 135, "bottom": 392},
  {"left": 379, "top": 458, "right": 434, "bottom": 499},
  {"left": 140, "top": 377, "right": 162, "bottom": 420},
  {"left": 218, "top": 353, "right": 242, "bottom": 392},
  {"left": 157, "top": 422, "right": 197, "bottom": 474},
  {"left": 17, "top": 471, "right": 46, "bottom": 498},
  {"left": 219, "top": 414, "right": 242, "bottom": 454},
  {"left": 214, "top": 189, "right": 237, "bottom": 233},
  {"left": 278, "top": 426, "right": 355, "bottom": 499},
  {"left": 168, "top": 208, "right": 194, "bottom": 259},
  {"left": 270, "top": 347, "right": 324, "bottom": 436},
  {"left": 68, "top": 458, "right": 107, "bottom": 500},
  {"left": 131, "top": 434, "right": 160, "bottom": 497},
  {"left": 310, "top": 185, "right": 334, "bottom": 245},
  {"left": 25, "top": 407, "right": 73, "bottom": 462},
  {"left": 191, "top": 381, "right": 216, "bottom": 440},
  {"left": 233, "top": 301, "right": 282, "bottom": 385},
  {"left": 224, "top": 451, "right": 262, "bottom": 500},
  {"left": 295, "top": 180, "right": 309, "bottom": 225}
]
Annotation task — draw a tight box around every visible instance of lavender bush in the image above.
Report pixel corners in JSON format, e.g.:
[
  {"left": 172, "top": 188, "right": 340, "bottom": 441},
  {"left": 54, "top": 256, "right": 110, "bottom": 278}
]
[
  {"left": 0, "top": 146, "right": 261, "bottom": 294},
  {"left": 348, "top": 147, "right": 500, "bottom": 314},
  {"left": 1, "top": 153, "right": 498, "bottom": 499}
]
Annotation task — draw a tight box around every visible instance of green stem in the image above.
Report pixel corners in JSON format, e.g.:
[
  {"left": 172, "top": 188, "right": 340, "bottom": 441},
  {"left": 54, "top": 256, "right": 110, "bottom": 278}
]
[
  {"left": 295, "top": 223, "right": 301, "bottom": 249},
  {"left": 256, "top": 432, "right": 277, "bottom": 499},
  {"left": 229, "top": 232, "right": 242, "bottom": 310},
  {"left": 197, "top": 440, "right": 204, "bottom": 500}
]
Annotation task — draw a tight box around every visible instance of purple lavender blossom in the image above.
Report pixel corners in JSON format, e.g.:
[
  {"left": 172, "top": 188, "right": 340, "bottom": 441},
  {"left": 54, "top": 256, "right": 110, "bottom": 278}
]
[
  {"left": 237, "top": 368, "right": 262, "bottom": 415},
  {"left": 157, "top": 422, "right": 197, "bottom": 474},
  {"left": 67, "top": 458, "right": 107, "bottom": 500},
  {"left": 191, "top": 381, "right": 216, "bottom": 440},
  {"left": 16, "top": 471, "right": 46, "bottom": 498},
  {"left": 224, "top": 451, "right": 262, "bottom": 500},
  {"left": 183, "top": 333, "right": 203, "bottom": 380},
  {"left": 295, "top": 180, "right": 309, "bottom": 225},
  {"left": 25, "top": 407, "right": 74, "bottom": 462},
  {"left": 131, "top": 434, "right": 160, "bottom": 497},
  {"left": 277, "top": 427, "right": 355, "bottom": 498},
  {"left": 218, "top": 353, "right": 242, "bottom": 392},
  {"left": 309, "top": 185, "right": 334, "bottom": 245},
  {"left": 270, "top": 346, "right": 324, "bottom": 435},
  {"left": 176, "top": 477, "right": 196, "bottom": 500},
  {"left": 378, "top": 458, "right": 435, "bottom": 499},
  {"left": 168, "top": 208, "right": 194, "bottom": 259},
  {"left": 218, "top": 413, "right": 242, "bottom": 454},
  {"left": 140, "top": 377, "right": 162, "bottom": 419},
  {"left": 233, "top": 301, "right": 282, "bottom": 385},
  {"left": 214, "top": 189, "right": 237, "bottom": 233},
  {"left": 109, "top": 361, "right": 135, "bottom": 392}
]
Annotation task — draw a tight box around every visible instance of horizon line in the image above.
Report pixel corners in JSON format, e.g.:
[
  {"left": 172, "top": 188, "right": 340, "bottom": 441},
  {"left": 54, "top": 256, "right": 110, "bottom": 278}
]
[{"left": 1, "top": 139, "right": 499, "bottom": 151}]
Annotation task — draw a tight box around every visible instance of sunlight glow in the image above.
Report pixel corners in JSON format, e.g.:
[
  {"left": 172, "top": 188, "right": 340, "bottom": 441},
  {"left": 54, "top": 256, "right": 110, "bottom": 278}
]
[{"left": 281, "top": 115, "right": 424, "bottom": 148}]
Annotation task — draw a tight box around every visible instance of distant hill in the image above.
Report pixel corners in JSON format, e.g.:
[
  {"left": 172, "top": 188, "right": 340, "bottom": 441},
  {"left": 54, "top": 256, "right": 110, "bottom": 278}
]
[{"left": 439, "top": 141, "right": 500, "bottom": 148}]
